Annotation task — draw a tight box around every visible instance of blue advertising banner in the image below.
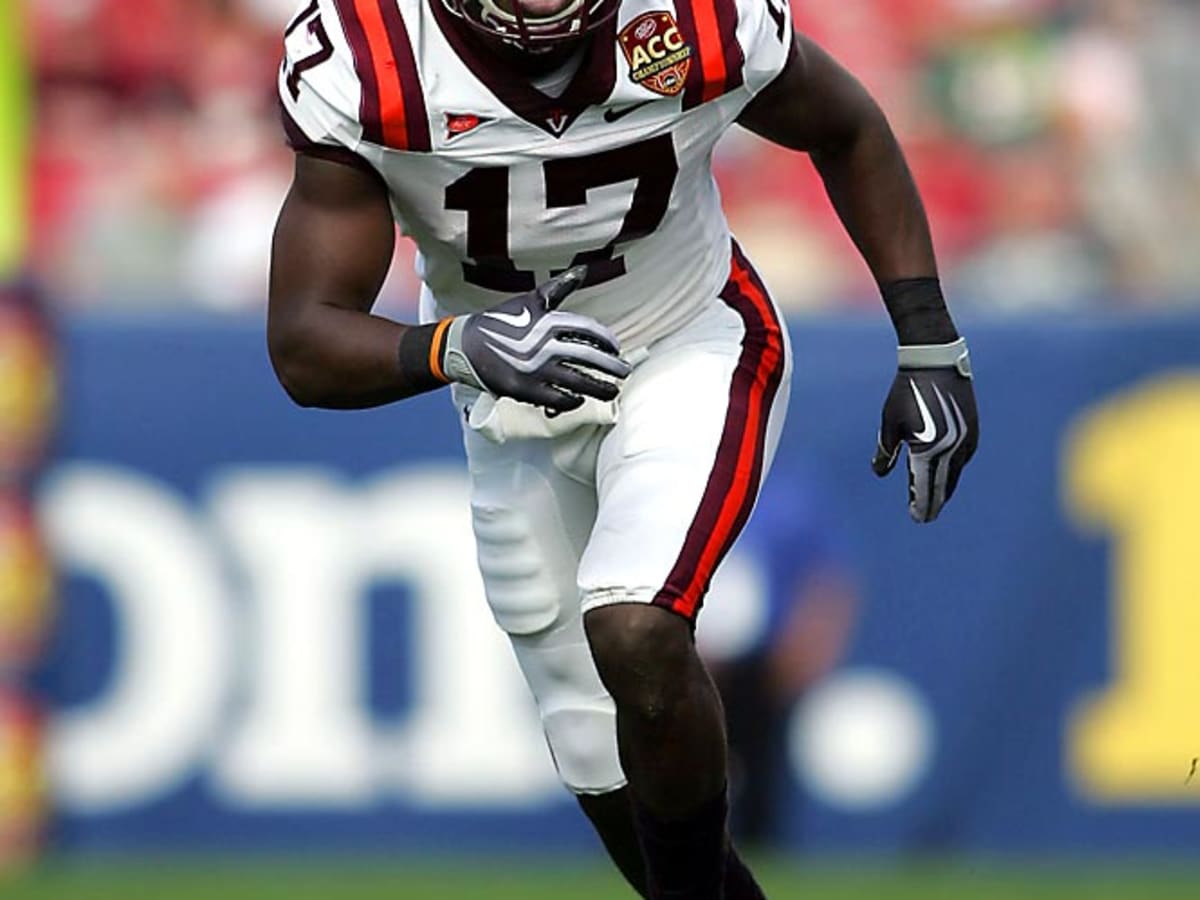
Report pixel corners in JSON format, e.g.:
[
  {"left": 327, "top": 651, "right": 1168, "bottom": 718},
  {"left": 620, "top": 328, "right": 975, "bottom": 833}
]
[{"left": 36, "top": 312, "right": 1200, "bottom": 855}]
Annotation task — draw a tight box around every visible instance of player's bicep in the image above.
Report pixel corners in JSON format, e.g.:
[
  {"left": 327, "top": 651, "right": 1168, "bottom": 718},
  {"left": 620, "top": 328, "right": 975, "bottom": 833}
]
[
  {"left": 269, "top": 153, "right": 395, "bottom": 324},
  {"left": 736, "top": 34, "right": 882, "bottom": 154}
]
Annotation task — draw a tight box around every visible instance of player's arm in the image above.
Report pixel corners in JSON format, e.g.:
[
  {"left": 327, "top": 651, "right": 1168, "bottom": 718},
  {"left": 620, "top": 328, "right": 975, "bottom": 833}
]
[
  {"left": 268, "top": 153, "right": 410, "bottom": 409},
  {"left": 737, "top": 37, "right": 979, "bottom": 522},
  {"left": 267, "top": 153, "right": 630, "bottom": 412},
  {"left": 738, "top": 37, "right": 944, "bottom": 321}
]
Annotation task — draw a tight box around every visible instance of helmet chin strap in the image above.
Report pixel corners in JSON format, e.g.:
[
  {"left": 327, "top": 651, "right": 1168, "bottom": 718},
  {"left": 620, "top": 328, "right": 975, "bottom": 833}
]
[
  {"left": 443, "top": 0, "right": 605, "bottom": 50},
  {"left": 476, "top": 0, "right": 587, "bottom": 45}
]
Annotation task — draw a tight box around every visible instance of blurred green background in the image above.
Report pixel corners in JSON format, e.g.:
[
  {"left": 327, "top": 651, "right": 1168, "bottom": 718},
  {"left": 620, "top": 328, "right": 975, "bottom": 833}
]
[
  {"left": 5, "top": 858, "right": 1200, "bottom": 900},
  {"left": 0, "top": 0, "right": 28, "bottom": 277}
]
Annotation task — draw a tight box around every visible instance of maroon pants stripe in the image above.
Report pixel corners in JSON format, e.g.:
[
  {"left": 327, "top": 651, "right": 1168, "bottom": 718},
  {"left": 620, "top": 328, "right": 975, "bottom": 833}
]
[{"left": 653, "top": 243, "right": 786, "bottom": 622}]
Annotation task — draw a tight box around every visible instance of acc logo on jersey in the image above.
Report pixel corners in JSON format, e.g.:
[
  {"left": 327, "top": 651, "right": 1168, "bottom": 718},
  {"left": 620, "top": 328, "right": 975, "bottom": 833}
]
[{"left": 618, "top": 12, "right": 691, "bottom": 97}]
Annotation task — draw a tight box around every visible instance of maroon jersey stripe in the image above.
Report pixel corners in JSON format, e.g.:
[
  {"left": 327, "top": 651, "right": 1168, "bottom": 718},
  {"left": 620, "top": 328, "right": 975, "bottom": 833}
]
[
  {"left": 653, "top": 243, "right": 786, "bottom": 622},
  {"left": 377, "top": 0, "right": 431, "bottom": 151},
  {"left": 674, "top": 0, "right": 705, "bottom": 110},
  {"left": 713, "top": 0, "right": 745, "bottom": 95},
  {"left": 677, "top": 0, "right": 745, "bottom": 110},
  {"left": 331, "top": 0, "right": 385, "bottom": 145}
]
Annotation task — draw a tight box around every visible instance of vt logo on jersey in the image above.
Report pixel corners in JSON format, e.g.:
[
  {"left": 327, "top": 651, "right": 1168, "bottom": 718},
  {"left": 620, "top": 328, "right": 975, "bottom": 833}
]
[
  {"left": 618, "top": 12, "right": 691, "bottom": 97},
  {"left": 544, "top": 109, "right": 570, "bottom": 135}
]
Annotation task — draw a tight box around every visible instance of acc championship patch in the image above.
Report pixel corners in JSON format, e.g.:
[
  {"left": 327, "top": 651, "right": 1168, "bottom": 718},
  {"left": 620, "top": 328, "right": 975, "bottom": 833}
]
[{"left": 618, "top": 12, "right": 691, "bottom": 97}]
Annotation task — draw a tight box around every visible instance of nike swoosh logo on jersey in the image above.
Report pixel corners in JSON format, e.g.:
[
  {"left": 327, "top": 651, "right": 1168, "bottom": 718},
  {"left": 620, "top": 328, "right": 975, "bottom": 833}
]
[
  {"left": 604, "top": 100, "right": 653, "bottom": 123},
  {"left": 483, "top": 308, "right": 532, "bottom": 329},
  {"left": 909, "top": 378, "right": 939, "bottom": 443}
]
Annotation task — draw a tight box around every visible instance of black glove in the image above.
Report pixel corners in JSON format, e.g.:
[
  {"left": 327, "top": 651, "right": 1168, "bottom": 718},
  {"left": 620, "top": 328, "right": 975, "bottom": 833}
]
[
  {"left": 871, "top": 338, "right": 978, "bottom": 523},
  {"left": 440, "top": 267, "right": 632, "bottom": 412}
]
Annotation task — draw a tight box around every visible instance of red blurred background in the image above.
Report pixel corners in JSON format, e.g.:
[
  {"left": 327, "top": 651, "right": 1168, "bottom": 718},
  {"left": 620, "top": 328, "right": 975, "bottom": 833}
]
[{"left": 29, "top": 0, "right": 1200, "bottom": 316}]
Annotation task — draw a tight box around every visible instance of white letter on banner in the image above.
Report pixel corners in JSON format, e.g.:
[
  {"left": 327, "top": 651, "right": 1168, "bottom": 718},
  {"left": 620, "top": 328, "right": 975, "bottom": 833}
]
[
  {"left": 358, "top": 467, "right": 557, "bottom": 806},
  {"left": 210, "top": 466, "right": 554, "bottom": 807},
  {"left": 41, "top": 464, "right": 231, "bottom": 813},
  {"left": 209, "top": 470, "right": 376, "bottom": 805}
]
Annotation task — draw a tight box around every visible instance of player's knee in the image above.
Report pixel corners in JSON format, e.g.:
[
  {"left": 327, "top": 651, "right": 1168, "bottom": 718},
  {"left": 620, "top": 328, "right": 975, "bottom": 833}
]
[
  {"left": 583, "top": 603, "right": 696, "bottom": 718},
  {"left": 543, "top": 707, "right": 625, "bottom": 794}
]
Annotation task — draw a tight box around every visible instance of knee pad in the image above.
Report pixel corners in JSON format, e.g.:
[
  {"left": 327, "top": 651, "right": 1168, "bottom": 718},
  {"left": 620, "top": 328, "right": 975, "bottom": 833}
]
[
  {"left": 541, "top": 704, "right": 626, "bottom": 795},
  {"left": 507, "top": 612, "right": 625, "bottom": 794}
]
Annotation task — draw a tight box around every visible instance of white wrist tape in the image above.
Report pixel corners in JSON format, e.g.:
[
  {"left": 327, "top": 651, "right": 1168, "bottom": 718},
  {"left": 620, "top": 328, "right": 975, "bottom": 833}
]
[{"left": 898, "top": 337, "right": 972, "bottom": 378}]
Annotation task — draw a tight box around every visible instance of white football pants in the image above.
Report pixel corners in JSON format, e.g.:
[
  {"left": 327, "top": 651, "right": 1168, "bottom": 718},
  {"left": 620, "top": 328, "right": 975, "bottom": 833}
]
[{"left": 455, "top": 244, "right": 792, "bottom": 793}]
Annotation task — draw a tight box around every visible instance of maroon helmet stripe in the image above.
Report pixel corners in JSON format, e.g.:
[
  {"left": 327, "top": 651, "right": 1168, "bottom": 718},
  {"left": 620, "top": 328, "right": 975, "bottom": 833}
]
[
  {"left": 377, "top": 0, "right": 431, "bottom": 151},
  {"left": 331, "top": 0, "right": 384, "bottom": 145},
  {"left": 653, "top": 242, "right": 786, "bottom": 621}
]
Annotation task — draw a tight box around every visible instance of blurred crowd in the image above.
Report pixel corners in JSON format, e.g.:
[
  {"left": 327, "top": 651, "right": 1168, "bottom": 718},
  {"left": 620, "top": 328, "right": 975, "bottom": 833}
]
[{"left": 29, "top": 0, "right": 1200, "bottom": 314}]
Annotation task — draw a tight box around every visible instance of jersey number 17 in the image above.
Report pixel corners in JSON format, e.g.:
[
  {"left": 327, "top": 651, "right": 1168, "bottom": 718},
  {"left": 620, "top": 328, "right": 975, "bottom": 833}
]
[{"left": 445, "top": 134, "right": 680, "bottom": 292}]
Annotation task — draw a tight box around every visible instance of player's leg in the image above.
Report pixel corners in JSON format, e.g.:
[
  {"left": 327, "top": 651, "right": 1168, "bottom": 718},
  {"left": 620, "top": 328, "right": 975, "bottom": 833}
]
[
  {"left": 579, "top": 244, "right": 791, "bottom": 899},
  {"left": 459, "top": 408, "right": 648, "bottom": 896},
  {"left": 459, "top": 400, "right": 760, "bottom": 900},
  {"left": 505, "top": 616, "right": 651, "bottom": 898},
  {"left": 583, "top": 610, "right": 767, "bottom": 899},
  {"left": 576, "top": 787, "right": 649, "bottom": 898},
  {"left": 584, "top": 603, "right": 735, "bottom": 897}
]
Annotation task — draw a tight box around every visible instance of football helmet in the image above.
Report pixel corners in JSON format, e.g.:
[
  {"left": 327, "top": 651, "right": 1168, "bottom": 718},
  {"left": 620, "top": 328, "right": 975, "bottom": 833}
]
[{"left": 440, "top": 0, "right": 621, "bottom": 49}]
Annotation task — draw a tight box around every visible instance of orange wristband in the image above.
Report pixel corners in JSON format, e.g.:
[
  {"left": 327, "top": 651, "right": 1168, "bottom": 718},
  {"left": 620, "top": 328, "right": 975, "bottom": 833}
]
[
  {"left": 427, "top": 317, "right": 453, "bottom": 384},
  {"left": 397, "top": 319, "right": 453, "bottom": 395}
]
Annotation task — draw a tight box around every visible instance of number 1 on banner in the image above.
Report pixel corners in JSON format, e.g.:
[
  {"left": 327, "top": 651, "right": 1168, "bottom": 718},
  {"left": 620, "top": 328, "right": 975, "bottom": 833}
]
[{"left": 1064, "top": 375, "right": 1200, "bottom": 802}]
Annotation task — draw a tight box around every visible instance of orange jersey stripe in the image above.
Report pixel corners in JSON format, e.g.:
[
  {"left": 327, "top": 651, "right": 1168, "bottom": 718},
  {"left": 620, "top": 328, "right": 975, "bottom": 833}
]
[
  {"left": 692, "top": 0, "right": 728, "bottom": 104},
  {"left": 351, "top": 0, "right": 409, "bottom": 149}
]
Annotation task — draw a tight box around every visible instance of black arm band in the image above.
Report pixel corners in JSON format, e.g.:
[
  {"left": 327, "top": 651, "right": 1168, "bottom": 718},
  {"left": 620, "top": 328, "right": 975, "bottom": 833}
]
[
  {"left": 396, "top": 322, "right": 450, "bottom": 395},
  {"left": 881, "top": 277, "right": 959, "bottom": 346}
]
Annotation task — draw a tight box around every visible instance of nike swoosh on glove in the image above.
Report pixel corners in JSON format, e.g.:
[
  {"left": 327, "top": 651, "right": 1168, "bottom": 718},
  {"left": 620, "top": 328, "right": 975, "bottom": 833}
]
[
  {"left": 440, "top": 267, "right": 632, "bottom": 413},
  {"left": 871, "top": 338, "right": 979, "bottom": 523}
]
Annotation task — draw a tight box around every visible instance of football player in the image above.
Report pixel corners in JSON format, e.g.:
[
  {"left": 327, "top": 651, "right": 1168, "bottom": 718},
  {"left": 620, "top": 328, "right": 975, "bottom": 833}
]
[{"left": 268, "top": 0, "right": 979, "bottom": 896}]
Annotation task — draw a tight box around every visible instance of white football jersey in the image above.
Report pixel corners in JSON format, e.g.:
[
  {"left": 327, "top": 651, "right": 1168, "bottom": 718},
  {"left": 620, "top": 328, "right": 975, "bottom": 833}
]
[{"left": 279, "top": 0, "right": 793, "bottom": 350}]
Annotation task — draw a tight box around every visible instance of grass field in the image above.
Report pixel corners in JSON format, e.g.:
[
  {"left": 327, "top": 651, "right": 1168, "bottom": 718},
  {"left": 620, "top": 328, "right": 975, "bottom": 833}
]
[{"left": 4, "top": 858, "right": 1199, "bottom": 900}]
